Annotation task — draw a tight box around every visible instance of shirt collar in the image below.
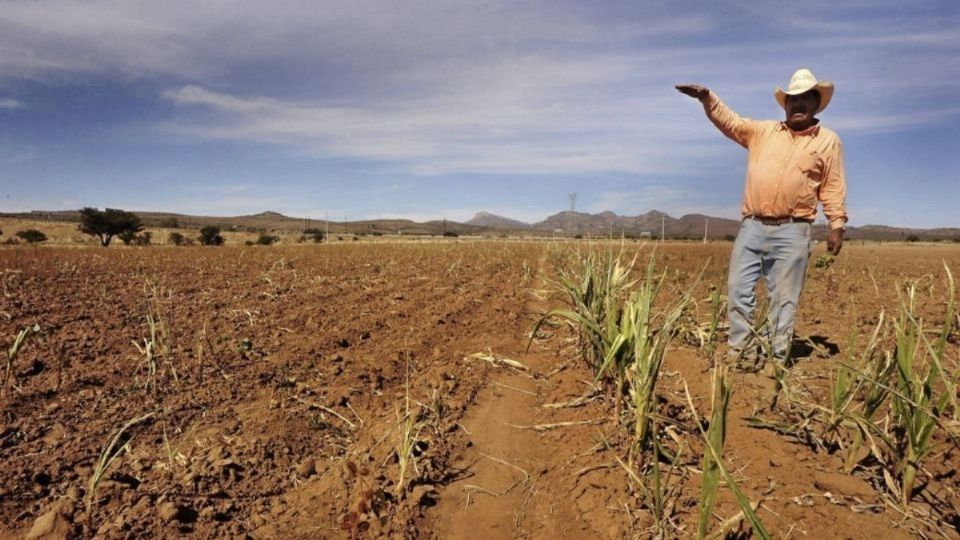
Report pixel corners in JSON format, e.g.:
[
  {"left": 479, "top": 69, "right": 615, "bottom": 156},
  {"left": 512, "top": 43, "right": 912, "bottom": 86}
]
[{"left": 778, "top": 121, "right": 821, "bottom": 136}]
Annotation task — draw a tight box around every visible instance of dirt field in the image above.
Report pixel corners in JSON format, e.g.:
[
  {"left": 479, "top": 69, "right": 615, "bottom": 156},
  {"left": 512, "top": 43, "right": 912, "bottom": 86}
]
[{"left": 1, "top": 241, "right": 958, "bottom": 539}]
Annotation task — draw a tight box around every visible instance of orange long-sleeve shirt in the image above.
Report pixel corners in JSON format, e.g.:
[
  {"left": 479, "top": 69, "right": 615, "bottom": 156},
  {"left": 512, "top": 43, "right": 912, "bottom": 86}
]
[{"left": 702, "top": 92, "right": 848, "bottom": 230}]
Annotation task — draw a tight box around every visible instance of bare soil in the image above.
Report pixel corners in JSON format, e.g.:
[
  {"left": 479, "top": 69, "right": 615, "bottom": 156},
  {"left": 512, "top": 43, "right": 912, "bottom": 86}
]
[{"left": 1, "top": 241, "right": 958, "bottom": 538}]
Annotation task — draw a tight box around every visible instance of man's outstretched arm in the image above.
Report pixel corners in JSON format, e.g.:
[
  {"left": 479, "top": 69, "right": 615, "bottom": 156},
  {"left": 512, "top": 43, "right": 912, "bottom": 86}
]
[
  {"left": 676, "top": 84, "right": 709, "bottom": 101},
  {"left": 675, "top": 84, "right": 755, "bottom": 148}
]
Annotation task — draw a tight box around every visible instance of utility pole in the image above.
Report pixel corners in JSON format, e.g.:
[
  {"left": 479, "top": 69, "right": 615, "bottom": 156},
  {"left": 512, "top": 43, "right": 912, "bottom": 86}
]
[
  {"left": 325, "top": 210, "right": 329, "bottom": 240},
  {"left": 703, "top": 218, "right": 709, "bottom": 244},
  {"left": 660, "top": 216, "right": 665, "bottom": 244}
]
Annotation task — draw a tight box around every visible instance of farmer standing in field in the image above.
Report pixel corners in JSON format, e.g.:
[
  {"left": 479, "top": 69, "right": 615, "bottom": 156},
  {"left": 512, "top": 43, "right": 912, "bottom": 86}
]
[{"left": 676, "top": 68, "right": 847, "bottom": 363}]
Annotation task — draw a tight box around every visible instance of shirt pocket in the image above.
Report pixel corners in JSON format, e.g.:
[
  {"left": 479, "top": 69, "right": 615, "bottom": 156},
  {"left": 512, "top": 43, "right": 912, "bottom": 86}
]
[{"left": 795, "top": 151, "right": 823, "bottom": 182}]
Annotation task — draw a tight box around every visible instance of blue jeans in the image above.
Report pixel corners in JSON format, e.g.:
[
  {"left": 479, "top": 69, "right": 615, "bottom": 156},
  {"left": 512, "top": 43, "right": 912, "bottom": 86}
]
[{"left": 727, "top": 218, "right": 812, "bottom": 361}]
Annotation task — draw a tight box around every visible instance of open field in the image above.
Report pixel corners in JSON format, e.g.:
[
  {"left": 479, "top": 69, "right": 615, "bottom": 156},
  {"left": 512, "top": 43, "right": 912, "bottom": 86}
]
[{"left": 1, "top": 241, "right": 958, "bottom": 538}]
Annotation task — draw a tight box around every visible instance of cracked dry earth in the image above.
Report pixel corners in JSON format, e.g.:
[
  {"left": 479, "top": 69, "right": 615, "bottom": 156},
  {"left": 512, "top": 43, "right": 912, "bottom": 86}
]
[{"left": 1, "top": 241, "right": 958, "bottom": 539}]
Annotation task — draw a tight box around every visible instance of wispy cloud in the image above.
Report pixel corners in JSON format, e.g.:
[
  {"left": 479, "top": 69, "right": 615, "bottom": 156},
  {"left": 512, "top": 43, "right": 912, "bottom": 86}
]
[
  {"left": 831, "top": 107, "right": 960, "bottom": 134},
  {"left": 0, "top": 1, "right": 957, "bottom": 226},
  {"left": 160, "top": 80, "right": 730, "bottom": 176}
]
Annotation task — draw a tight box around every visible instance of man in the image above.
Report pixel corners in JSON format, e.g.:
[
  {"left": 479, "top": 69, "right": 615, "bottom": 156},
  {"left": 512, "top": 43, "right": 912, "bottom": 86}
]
[{"left": 676, "top": 68, "right": 847, "bottom": 362}]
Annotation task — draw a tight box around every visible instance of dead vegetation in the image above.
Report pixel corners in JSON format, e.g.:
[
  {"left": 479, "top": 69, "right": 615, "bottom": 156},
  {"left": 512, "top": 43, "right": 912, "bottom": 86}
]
[{"left": 0, "top": 240, "right": 957, "bottom": 538}]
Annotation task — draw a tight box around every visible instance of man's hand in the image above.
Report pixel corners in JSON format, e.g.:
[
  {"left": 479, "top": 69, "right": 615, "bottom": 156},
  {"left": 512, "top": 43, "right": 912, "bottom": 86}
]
[
  {"left": 827, "top": 228, "right": 844, "bottom": 256},
  {"left": 676, "top": 84, "right": 709, "bottom": 101}
]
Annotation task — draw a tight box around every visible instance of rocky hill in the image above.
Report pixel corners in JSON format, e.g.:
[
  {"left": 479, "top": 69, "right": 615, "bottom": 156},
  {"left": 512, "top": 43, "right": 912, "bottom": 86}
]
[
  {"left": 465, "top": 212, "right": 531, "bottom": 229},
  {"left": 530, "top": 210, "right": 742, "bottom": 239}
]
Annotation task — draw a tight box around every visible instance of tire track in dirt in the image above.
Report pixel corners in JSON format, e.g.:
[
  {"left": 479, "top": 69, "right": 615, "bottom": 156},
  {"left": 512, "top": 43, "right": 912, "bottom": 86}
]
[
  {"left": 429, "top": 250, "right": 552, "bottom": 538},
  {"left": 432, "top": 366, "right": 543, "bottom": 537},
  {"left": 428, "top": 254, "right": 627, "bottom": 539}
]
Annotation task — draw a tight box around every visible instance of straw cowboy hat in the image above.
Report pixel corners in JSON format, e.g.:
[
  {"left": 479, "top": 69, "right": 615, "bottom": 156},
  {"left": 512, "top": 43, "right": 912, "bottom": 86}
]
[{"left": 775, "top": 68, "right": 834, "bottom": 114}]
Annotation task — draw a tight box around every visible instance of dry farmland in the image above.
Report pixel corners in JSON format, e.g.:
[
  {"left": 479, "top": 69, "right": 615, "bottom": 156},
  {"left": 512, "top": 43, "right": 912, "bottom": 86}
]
[{"left": 1, "top": 240, "right": 958, "bottom": 539}]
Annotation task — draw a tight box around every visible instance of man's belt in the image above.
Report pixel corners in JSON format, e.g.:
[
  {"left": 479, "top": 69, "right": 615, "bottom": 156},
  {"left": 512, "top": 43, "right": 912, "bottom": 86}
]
[{"left": 747, "top": 215, "right": 815, "bottom": 226}]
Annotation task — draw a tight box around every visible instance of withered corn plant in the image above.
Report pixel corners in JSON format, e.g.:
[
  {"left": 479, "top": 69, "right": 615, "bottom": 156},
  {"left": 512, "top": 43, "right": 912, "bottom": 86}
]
[
  {"left": 395, "top": 354, "right": 427, "bottom": 494},
  {"left": 86, "top": 412, "right": 156, "bottom": 515},
  {"left": 696, "top": 359, "right": 730, "bottom": 539},
  {"left": 608, "top": 254, "right": 700, "bottom": 465},
  {"left": 819, "top": 312, "right": 888, "bottom": 452},
  {"left": 529, "top": 243, "right": 637, "bottom": 403},
  {"left": 889, "top": 265, "right": 955, "bottom": 508},
  {"left": 3, "top": 323, "right": 40, "bottom": 396},
  {"left": 684, "top": 375, "right": 770, "bottom": 540}
]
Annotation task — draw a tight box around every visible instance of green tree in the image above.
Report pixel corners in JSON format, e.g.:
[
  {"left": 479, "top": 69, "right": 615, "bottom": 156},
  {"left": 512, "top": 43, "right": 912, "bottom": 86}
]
[
  {"left": 168, "top": 232, "right": 186, "bottom": 246},
  {"left": 198, "top": 226, "right": 225, "bottom": 246},
  {"left": 16, "top": 229, "right": 47, "bottom": 244},
  {"left": 79, "top": 207, "right": 143, "bottom": 247}
]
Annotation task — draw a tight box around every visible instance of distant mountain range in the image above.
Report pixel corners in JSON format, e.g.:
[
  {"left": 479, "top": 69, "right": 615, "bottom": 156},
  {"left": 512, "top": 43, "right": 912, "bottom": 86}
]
[
  {"left": 467, "top": 210, "right": 960, "bottom": 241},
  {"left": 2, "top": 209, "right": 959, "bottom": 241}
]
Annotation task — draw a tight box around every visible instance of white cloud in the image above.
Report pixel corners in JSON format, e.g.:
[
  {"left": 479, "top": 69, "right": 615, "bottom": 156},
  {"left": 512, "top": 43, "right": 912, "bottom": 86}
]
[
  {"left": 0, "top": 0, "right": 957, "bottom": 219},
  {"left": 830, "top": 107, "right": 960, "bottom": 134},
  {"left": 159, "top": 79, "right": 733, "bottom": 176}
]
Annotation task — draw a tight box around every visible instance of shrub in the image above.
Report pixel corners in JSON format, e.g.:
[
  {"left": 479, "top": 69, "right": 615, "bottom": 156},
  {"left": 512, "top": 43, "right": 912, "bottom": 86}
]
[
  {"left": 198, "top": 226, "right": 224, "bottom": 246},
  {"left": 442, "top": 231, "right": 459, "bottom": 238},
  {"left": 15, "top": 229, "right": 47, "bottom": 244},
  {"left": 256, "top": 233, "right": 279, "bottom": 246},
  {"left": 158, "top": 217, "right": 179, "bottom": 228},
  {"left": 168, "top": 232, "right": 185, "bottom": 246},
  {"left": 302, "top": 228, "right": 325, "bottom": 243},
  {"left": 905, "top": 234, "right": 920, "bottom": 243},
  {"left": 79, "top": 207, "right": 143, "bottom": 247},
  {"left": 118, "top": 230, "right": 137, "bottom": 245},
  {"left": 133, "top": 232, "right": 152, "bottom": 246}
]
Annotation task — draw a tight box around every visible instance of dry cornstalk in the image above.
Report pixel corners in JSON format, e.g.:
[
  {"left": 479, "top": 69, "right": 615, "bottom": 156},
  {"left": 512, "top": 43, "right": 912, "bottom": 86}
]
[{"left": 466, "top": 351, "right": 531, "bottom": 372}]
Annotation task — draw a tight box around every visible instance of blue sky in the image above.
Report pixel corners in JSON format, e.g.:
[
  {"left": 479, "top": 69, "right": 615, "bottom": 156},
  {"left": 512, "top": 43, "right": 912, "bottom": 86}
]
[{"left": 0, "top": 0, "right": 957, "bottom": 227}]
